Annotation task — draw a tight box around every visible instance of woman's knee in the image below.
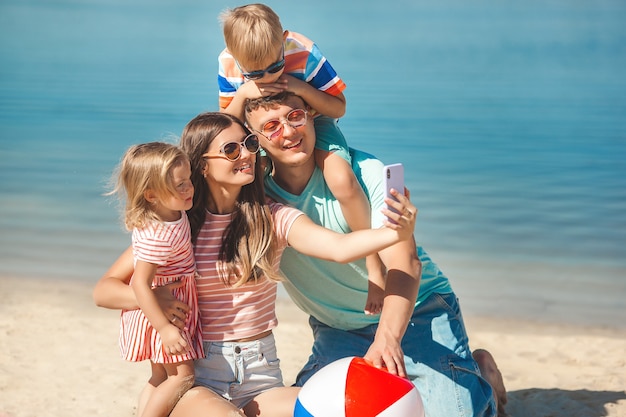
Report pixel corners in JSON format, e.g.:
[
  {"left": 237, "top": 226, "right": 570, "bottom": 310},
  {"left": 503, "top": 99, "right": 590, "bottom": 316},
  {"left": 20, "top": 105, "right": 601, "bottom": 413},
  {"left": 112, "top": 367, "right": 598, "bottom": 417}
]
[{"left": 171, "top": 386, "right": 244, "bottom": 417}]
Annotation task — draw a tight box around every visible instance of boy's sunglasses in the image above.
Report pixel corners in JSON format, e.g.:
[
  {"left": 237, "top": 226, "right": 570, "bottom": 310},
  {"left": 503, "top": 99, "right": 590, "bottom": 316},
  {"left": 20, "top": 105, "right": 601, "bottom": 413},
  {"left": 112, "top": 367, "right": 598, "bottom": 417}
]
[
  {"left": 203, "top": 134, "right": 260, "bottom": 161},
  {"left": 239, "top": 48, "right": 285, "bottom": 80}
]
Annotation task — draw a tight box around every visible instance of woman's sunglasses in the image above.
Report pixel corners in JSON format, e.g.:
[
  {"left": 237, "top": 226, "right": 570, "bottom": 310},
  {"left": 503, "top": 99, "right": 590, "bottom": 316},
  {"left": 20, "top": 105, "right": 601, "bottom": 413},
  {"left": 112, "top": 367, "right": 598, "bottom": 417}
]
[{"left": 204, "top": 134, "right": 260, "bottom": 161}]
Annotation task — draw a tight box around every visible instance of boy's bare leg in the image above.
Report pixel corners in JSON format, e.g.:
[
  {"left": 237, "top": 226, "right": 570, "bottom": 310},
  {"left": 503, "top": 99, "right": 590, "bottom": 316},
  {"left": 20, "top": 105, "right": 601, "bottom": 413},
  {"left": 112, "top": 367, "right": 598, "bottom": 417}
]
[
  {"left": 364, "top": 256, "right": 385, "bottom": 315},
  {"left": 316, "top": 150, "right": 371, "bottom": 233}
]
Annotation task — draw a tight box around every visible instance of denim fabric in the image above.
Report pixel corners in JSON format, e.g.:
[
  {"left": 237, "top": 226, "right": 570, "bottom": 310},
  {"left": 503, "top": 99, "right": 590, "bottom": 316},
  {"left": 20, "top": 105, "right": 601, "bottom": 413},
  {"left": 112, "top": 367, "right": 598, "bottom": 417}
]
[
  {"left": 194, "top": 333, "right": 284, "bottom": 409},
  {"left": 294, "top": 292, "right": 496, "bottom": 417}
]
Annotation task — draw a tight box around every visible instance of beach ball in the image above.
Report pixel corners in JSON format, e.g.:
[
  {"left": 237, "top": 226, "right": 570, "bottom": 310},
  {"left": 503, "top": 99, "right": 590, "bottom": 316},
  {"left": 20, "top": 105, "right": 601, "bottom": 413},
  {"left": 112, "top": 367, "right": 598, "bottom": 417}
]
[{"left": 294, "top": 356, "right": 425, "bottom": 417}]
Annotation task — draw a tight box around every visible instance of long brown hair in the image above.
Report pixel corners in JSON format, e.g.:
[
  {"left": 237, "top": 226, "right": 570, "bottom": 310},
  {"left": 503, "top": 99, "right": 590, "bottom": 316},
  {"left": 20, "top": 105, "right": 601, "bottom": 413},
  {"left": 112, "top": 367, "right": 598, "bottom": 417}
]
[{"left": 180, "top": 112, "right": 281, "bottom": 286}]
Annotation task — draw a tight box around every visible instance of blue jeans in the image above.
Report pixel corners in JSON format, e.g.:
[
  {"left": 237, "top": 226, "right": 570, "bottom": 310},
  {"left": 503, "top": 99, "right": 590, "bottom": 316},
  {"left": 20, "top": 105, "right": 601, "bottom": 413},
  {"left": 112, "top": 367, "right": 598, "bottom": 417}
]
[
  {"left": 294, "top": 292, "right": 496, "bottom": 417},
  {"left": 194, "top": 332, "right": 284, "bottom": 409}
]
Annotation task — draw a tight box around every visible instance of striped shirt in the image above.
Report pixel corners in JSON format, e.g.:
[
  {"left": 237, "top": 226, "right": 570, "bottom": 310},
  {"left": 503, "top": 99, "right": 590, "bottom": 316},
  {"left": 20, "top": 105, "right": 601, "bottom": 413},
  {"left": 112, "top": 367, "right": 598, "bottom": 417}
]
[
  {"left": 132, "top": 212, "right": 196, "bottom": 279},
  {"left": 217, "top": 31, "right": 347, "bottom": 110},
  {"left": 194, "top": 201, "right": 303, "bottom": 341}
]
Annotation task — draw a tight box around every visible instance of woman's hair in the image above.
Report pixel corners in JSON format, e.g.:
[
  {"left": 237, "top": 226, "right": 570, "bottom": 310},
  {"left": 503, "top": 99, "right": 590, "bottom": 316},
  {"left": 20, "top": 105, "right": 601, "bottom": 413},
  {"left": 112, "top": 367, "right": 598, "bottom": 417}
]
[
  {"left": 108, "top": 142, "right": 189, "bottom": 230},
  {"left": 180, "top": 112, "right": 281, "bottom": 286},
  {"left": 219, "top": 3, "right": 283, "bottom": 69}
]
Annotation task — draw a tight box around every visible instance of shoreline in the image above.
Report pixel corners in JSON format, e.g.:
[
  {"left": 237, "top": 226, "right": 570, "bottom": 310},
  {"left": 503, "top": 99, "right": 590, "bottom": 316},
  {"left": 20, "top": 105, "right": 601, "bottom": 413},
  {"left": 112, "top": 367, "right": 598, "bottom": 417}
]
[{"left": 1, "top": 275, "right": 625, "bottom": 417}]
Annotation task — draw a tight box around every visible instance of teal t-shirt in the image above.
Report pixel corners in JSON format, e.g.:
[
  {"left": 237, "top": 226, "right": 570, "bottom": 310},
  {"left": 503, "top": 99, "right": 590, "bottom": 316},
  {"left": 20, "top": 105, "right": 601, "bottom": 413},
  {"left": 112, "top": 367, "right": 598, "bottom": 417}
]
[{"left": 264, "top": 149, "right": 452, "bottom": 330}]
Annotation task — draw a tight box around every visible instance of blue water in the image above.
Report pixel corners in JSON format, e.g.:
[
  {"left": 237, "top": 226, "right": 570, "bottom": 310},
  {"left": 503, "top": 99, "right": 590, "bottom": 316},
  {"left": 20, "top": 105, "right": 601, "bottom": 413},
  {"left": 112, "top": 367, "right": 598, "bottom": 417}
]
[{"left": 1, "top": 0, "right": 625, "bottom": 328}]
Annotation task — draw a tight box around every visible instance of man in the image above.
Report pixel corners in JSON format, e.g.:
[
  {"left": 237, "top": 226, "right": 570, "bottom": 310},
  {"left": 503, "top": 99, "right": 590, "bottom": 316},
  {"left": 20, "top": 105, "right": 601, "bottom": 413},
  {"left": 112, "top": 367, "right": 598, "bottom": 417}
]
[{"left": 245, "top": 92, "right": 507, "bottom": 417}]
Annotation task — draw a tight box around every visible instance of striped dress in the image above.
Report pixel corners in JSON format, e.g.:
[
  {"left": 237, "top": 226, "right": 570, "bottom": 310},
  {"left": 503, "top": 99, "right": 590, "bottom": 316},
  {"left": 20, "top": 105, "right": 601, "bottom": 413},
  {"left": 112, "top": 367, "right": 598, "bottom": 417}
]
[
  {"left": 119, "top": 212, "right": 204, "bottom": 363},
  {"left": 194, "top": 201, "right": 303, "bottom": 342}
]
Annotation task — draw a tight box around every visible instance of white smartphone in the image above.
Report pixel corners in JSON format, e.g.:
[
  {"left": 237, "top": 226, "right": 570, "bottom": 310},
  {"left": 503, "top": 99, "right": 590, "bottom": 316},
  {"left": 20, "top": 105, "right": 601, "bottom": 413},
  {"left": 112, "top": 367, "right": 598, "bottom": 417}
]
[{"left": 383, "top": 163, "right": 404, "bottom": 218}]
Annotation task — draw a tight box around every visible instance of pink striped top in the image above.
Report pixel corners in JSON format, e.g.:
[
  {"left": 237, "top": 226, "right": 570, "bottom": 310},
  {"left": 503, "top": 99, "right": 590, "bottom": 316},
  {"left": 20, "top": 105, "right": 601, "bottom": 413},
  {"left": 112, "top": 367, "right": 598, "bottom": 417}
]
[
  {"left": 194, "top": 201, "right": 303, "bottom": 341},
  {"left": 132, "top": 212, "right": 196, "bottom": 277}
]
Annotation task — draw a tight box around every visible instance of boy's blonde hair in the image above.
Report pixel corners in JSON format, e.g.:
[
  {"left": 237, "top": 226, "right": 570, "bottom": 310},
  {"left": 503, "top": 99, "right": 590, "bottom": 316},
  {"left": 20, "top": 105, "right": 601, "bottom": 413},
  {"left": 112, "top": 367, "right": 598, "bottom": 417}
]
[
  {"left": 219, "top": 3, "right": 284, "bottom": 69},
  {"left": 109, "top": 142, "right": 189, "bottom": 230}
]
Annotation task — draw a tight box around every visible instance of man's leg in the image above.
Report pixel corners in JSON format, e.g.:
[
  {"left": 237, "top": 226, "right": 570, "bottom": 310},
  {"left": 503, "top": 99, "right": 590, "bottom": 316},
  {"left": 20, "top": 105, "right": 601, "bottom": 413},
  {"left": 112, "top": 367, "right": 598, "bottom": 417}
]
[
  {"left": 293, "top": 316, "right": 374, "bottom": 387},
  {"left": 402, "top": 292, "right": 497, "bottom": 417}
]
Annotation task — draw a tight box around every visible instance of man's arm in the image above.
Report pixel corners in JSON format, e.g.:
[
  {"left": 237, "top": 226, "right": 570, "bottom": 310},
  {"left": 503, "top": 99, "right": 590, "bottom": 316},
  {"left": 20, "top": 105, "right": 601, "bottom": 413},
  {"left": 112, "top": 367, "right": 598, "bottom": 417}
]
[{"left": 364, "top": 236, "right": 421, "bottom": 377}]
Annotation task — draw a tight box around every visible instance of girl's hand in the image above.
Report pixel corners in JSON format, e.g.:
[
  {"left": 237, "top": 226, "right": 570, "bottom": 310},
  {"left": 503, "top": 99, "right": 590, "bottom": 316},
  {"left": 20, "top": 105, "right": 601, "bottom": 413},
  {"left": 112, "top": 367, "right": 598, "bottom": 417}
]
[
  {"left": 160, "top": 324, "right": 189, "bottom": 356},
  {"left": 381, "top": 188, "right": 417, "bottom": 241}
]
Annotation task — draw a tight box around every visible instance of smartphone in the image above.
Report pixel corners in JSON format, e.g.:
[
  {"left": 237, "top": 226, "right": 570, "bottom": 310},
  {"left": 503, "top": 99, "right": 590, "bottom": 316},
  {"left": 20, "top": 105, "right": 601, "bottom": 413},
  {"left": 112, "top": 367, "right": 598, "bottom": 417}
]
[{"left": 383, "top": 163, "right": 404, "bottom": 218}]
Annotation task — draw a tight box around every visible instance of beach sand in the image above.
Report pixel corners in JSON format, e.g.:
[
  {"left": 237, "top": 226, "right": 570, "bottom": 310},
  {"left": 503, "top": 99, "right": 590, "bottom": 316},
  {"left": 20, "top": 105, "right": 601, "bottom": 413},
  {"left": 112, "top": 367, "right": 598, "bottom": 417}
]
[{"left": 1, "top": 275, "right": 625, "bottom": 417}]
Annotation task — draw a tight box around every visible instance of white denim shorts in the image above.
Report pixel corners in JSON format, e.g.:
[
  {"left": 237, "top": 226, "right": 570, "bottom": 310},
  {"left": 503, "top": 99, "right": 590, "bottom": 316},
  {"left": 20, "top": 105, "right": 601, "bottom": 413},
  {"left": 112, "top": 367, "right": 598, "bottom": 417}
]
[{"left": 194, "top": 332, "right": 284, "bottom": 409}]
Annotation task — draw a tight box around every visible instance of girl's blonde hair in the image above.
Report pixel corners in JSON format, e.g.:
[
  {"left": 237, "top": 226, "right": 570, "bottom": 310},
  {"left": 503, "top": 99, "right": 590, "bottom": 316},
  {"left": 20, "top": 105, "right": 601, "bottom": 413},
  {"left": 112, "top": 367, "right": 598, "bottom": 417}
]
[
  {"left": 219, "top": 3, "right": 284, "bottom": 69},
  {"left": 109, "top": 142, "right": 189, "bottom": 230},
  {"left": 180, "top": 112, "right": 281, "bottom": 287}
]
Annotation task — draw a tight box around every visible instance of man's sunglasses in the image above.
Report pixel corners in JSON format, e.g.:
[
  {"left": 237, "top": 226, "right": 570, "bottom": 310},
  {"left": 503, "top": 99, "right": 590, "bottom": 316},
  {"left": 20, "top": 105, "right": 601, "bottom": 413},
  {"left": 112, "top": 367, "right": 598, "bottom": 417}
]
[{"left": 256, "top": 109, "right": 307, "bottom": 140}]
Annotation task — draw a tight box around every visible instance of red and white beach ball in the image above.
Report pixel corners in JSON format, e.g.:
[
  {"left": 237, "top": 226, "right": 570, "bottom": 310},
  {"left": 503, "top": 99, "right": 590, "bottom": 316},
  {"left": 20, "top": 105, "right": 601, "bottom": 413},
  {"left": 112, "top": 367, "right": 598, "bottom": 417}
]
[{"left": 294, "top": 356, "right": 425, "bottom": 417}]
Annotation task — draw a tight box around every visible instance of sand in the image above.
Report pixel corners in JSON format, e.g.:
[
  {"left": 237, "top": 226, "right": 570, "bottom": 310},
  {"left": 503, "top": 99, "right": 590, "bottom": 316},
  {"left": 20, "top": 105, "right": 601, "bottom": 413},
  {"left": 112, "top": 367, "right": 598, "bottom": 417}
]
[{"left": 1, "top": 275, "right": 625, "bottom": 417}]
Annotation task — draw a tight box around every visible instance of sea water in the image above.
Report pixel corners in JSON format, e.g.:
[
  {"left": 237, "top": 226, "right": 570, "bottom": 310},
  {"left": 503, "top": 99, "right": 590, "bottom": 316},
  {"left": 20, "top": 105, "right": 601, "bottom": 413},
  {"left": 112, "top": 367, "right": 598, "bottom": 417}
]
[{"left": 1, "top": 0, "right": 625, "bottom": 328}]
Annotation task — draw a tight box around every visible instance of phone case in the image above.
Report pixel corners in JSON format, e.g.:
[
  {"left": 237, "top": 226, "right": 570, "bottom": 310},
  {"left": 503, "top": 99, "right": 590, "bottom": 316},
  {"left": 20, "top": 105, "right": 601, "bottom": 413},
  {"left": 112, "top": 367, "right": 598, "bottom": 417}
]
[
  {"left": 383, "top": 163, "right": 404, "bottom": 219},
  {"left": 383, "top": 163, "right": 404, "bottom": 199}
]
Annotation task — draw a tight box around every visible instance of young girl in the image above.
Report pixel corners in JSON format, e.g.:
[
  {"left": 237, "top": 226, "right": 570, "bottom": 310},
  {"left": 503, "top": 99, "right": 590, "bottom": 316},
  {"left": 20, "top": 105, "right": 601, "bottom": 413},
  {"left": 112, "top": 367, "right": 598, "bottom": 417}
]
[{"left": 108, "top": 142, "right": 203, "bottom": 417}]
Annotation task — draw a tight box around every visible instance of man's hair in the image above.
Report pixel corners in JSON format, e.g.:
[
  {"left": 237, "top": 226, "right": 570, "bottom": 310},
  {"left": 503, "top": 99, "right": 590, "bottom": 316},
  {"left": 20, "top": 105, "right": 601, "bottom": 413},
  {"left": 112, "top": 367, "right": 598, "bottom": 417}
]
[
  {"left": 219, "top": 3, "right": 284, "bottom": 69},
  {"left": 244, "top": 91, "right": 304, "bottom": 119}
]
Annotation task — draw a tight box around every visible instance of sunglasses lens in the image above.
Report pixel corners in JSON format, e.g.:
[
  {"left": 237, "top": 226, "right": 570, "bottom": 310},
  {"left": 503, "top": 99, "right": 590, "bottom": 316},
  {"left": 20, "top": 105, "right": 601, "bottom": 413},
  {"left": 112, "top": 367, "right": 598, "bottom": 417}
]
[
  {"left": 245, "top": 135, "right": 260, "bottom": 153},
  {"left": 262, "top": 120, "right": 281, "bottom": 137},
  {"left": 260, "top": 110, "right": 307, "bottom": 140},
  {"left": 242, "top": 55, "right": 284, "bottom": 80},
  {"left": 267, "top": 59, "right": 285, "bottom": 74},
  {"left": 287, "top": 109, "right": 306, "bottom": 125},
  {"left": 222, "top": 142, "right": 240, "bottom": 161},
  {"left": 221, "top": 135, "right": 259, "bottom": 161},
  {"left": 244, "top": 71, "right": 264, "bottom": 80}
]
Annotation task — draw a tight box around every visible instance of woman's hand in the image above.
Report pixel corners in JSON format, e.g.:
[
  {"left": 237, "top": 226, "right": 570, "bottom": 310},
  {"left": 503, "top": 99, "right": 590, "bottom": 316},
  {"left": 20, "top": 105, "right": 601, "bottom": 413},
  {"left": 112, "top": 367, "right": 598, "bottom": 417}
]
[{"left": 154, "top": 281, "right": 190, "bottom": 331}]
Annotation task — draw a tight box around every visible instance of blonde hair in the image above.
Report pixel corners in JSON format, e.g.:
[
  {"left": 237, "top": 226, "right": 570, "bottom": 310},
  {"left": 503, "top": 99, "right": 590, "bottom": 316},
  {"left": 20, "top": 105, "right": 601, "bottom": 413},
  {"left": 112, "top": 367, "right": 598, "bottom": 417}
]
[
  {"left": 219, "top": 3, "right": 284, "bottom": 69},
  {"left": 180, "top": 112, "right": 281, "bottom": 287},
  {"left": 108, "top": 142, "right": 189, "bottom": 230}
]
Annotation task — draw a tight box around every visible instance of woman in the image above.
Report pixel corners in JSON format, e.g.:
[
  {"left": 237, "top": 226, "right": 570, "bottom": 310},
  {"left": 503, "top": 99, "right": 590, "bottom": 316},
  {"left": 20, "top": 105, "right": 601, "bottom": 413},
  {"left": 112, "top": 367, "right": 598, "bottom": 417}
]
[{"left": 93, "top": 112, "right": 417, "bottom": 417}]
